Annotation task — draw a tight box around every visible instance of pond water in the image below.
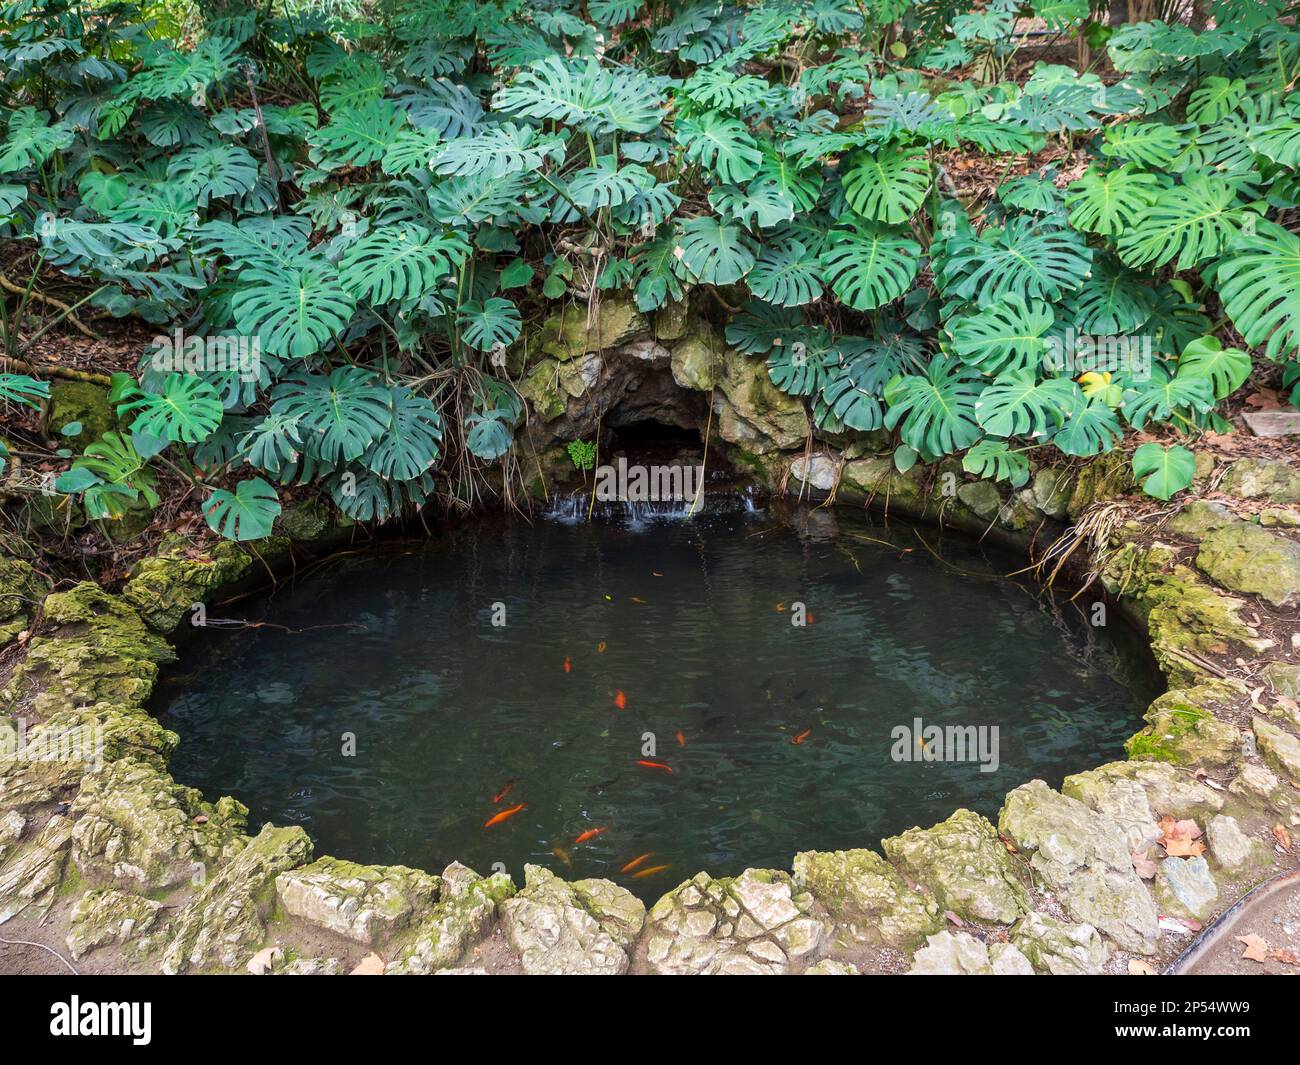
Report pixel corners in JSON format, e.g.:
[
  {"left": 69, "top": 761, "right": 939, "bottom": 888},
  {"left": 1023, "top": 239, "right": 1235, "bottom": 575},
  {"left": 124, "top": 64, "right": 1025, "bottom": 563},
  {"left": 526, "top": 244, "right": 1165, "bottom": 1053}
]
[{"left": 152, "top": 497, "right": 1160, "bottom": 900}]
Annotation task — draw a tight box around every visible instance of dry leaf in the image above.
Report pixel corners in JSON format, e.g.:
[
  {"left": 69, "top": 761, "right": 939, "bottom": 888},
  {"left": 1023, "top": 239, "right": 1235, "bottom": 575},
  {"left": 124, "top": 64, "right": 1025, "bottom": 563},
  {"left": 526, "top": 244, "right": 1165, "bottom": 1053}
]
[
  {"left": 1132, "top": 851, "right": 1158, "bottom": 879},
  {"left": 944, "top": 910, "right": 967, "bottom": 927},
  {"left": 1128, "top": 960, "right": 1158, "bottom": 975},
  {"left": 1271, "top": 949, "right": 1300, "bottom": 966},
  {"left": 246, "top": 946, "right": 280, "bottom": 975},
  {"left": 1237, "top": 934, "right": 1270, "bottom": 963},
  {"left": 1158, "top": 816, "right": 1206, "bottom": 858},
  {"left": 350, "top": 952, "right": 385, "bottom": 975},
  {"left": 1273, "top": 823, "right": 1293, "bottom": 850}
]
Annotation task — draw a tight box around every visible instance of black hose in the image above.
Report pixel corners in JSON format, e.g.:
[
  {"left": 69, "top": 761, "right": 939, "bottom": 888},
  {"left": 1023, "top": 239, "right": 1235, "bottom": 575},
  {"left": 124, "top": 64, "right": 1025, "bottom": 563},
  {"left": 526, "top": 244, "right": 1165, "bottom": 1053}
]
[{"left": 1165, "top": 868, "right": 1300, "bottom": 974}]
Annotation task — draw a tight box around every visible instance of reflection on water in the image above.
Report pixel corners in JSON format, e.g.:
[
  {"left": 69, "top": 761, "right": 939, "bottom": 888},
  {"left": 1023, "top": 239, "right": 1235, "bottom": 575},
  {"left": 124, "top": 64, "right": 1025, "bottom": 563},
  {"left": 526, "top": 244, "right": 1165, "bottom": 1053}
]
[{"left": 153, "top": 501, "right": 1160, "bottom": 900}]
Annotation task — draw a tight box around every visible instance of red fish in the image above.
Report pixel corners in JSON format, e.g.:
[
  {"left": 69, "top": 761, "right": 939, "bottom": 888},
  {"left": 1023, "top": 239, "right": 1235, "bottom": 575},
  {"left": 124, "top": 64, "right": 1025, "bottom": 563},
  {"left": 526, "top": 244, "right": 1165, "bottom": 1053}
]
[
  {"left": 614, "top": 690, "right": 627, "bottom": 710},
  {"left": 563, "top": 657, "right": 572, "bottom": 673},
  {"left": 633, "top": 864, "right": 672, "bottom": 879},
  {"left": 792, "top": 728, "right": 812, "bottom": 745},
  {"left": 484, "top": 803, "right": 526, "bottom": 828},
  {"left": 637, "top": 759, "right": 673, "bottom": 774},
  {"left": 491, "top": 780, "right": 516, "bottom": 803},
  {"left": 575, "top": 826, "right": 607, "bottom": 845},
  {"left": 676, "top": 730, "right": 686, "bottom": 747},
  {"left": 621, "top": 852, "right": 654, "bottom": 873}
]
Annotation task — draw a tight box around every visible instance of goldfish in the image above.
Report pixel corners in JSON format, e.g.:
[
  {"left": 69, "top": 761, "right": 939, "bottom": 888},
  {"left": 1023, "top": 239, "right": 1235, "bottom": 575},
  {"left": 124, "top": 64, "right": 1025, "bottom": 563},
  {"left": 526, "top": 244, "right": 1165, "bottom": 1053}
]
[
  {"left": 633, "top": 864, "right": 671, "bottom": 879},
  {"left": 631, "top": 596, "right": 647, "bottom": 604},
  {"left": 637, "top": 759, "right": 673, "bottom": 774},
  {"left": 597, "top": 641, "right": 607, "bottom": 653},
  {"left": 620, "top": 852, "right": 654, "bottom": 873},
  {"left": 792, "top": 728, "right": 812, "bottom": 745},
  {"left": 491, "top": 779, "right": 516, "bottom": 803},
  {"left": 676, "top": 730, "right": 686, "bottom": 747},
  {"left": 552, "top": 846, "right": 572, "bottom": 868},
  {"left": 575, "top": 826, "right": 607, "bottom": 845},
  {"left": 775, "top": 602, "right": 786, "bottom": 612},
  {"left": 806, "top": 612, "right": 816, "bottom": 624},
  {"left": 563, "top": 656, "right": 572, "bottom": 673},
  {"left": 484, "top": 803, "right": 526, "bottom": 828},
  {"left": 614, "top": 690, "right": 627, "bottom": 710}
]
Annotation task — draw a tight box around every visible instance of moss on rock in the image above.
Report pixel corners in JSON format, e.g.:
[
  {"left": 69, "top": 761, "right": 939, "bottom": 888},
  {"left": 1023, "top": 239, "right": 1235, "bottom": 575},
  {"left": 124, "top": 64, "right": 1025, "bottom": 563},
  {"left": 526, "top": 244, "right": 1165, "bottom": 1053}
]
[{"left": 791, "top": 848, "right": 940, "bottom": 950}]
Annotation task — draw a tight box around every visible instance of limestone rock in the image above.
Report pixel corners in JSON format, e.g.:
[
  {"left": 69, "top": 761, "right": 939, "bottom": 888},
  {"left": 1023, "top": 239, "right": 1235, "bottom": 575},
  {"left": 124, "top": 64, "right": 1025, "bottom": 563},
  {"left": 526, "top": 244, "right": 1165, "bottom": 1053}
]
[
  {"left": 387, "top": 862, "right": 515, "bottom": 974},
  {"left": 1126, "top": 685, "right": 1242, "bottom": 768},
  {"left": 789, "top": 453, "right": 840, "bottom": 493},
  {"left": 882, "top": 809, "right": 1029, "bottom": 924},
  {"left": 640, "top": 868, "right": 827, "bottom": 975},
  {"left": 534, "top": 297, "right": 647, "bottom": 363},
  {"left": 122, "top": 535, "right": 256, "bottom": 634},
  {"left": 500, "top": 865, "right": 644, "bottom": 975},
  {"left": 1169, "top": 501, "right": 1238, "bottom": 541},
  {"left": 1264, "top": 662, "right": 1300, "bottom": 699},
  {"left": 1218, "top": 458, "right": 1300, "bottom": 503},
  {"left": 0, "top": 557, "right": 49, "bottom": 648},
  {"left": 275, "top": 856, "right": 440, "bottom": 946},
  {"left": 71, "top": 759, "right": 247, "bottom": 890},
  {"left": 66, "top": 888, "right": 169, "bottom": 960},
  {"left": 1206, "top": 815, "right": 1268, "bottom": 873},
  {"left": 714, "top": 352, "right": 807, "bottom": 453},
  {"left": 1196, "top": 523, "right": 1300, "bottom": 607},
  {"left": 804, "top": 958, "right": 860, "bottom": 975},
  {"left": 669, "top": 333, "right": 719, "bottom": 390},
  {"left": 1063, "top": 760, "right": 1223, "bottom": 853},
  {"left": 957, "top": 480, "right": 1002, "bottom": 521},
  {"left": 278, "top": 956, "right": 344, "bottom": 975},
  {"left": 999, "top": 780, "right": 1158, "bottom": 953},
  {"left": 1253, "top": 716, "right": 1300, "bottom": 781},
  {"left": 0, "top": 815, "right": 72, "bottom": 923},
  {"left": 161, "top": 824, "right": 312, "bottom": 974},
  {"left": 1012, "top": 911, "right": 1108, "bottom": 975},
  {"left": 1155, "top": 856, "right": 1218, "bottom": 921},
  {"left": 907, "top": 930, "right": 1034, "bottom": 975},
  {"left": 792, "top": 848, "right": 940, "bottom": 950}
]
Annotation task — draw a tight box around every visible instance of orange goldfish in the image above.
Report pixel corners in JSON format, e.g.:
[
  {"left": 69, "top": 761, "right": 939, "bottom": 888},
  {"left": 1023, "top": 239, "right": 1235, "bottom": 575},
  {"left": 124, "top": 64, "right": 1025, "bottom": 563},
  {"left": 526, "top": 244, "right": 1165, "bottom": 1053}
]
[
  {"left": 563, "top": 656, "right": 572, "bottom": 673},
  {"left": 597, "top": 641, "right": 607, "bottom": 653},
  {"left": 575, "top": 826, "right": 607, "bottom": 845},
  {"left": 614, "top": 690, "right": 627, "bottom": 710},
  {"left": 676, "top": 730, "right": 686, "bottom": 747},
  {"left": 484, "top": 803, "right": 526, "bottom": 828},
  {"left": 621, "top": 852, "right": 654, "bottom": 873},
  {"left": 633, "top": 864, "right": 671, "bottom": 879},
  {"left": 792, "top": 728, "right": 812, "bottom": 745},
  {"left": 637, "top": 759, "right": 673, "bottom": 774},
  {"left": 491, "top": 779, "right": 516, "bottom": 803},
  {"left": 552, "top": 846, "right": 572, "bottom": 868}
]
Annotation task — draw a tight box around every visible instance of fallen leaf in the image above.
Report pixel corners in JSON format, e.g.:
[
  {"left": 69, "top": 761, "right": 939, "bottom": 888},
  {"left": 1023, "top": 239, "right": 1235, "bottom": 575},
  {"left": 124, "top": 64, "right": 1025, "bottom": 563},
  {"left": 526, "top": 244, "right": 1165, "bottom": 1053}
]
[
  {"left": 944, "top": 910, "right": 966, "bottom": 927},
  {"left": 1132, "top": 852, "right": 1158, "bottom": 879},
  {"left": 1273, "top": 823, "right": 1292, "bottom": 850},
  {"left": 247, "top": 946, "right": 280, "bottom": 975},
  {"left": 1157, "top": 816, "right": 1206, "bottom": 857},
  {"left": 1237, "top": 934, "right": 1270, "bottom": 963},
  {"left": 350, "top": 952, "right": 385, "bottom": 975},
  {"left": 1128, "top": 960, "right": 1158, "bottom": 975},
  {"left": 999, "top": 834, "right": 1018, "bottom": 854},
  {"left": 1271, "top": 949, "right": 1300, "bottom": 966}
]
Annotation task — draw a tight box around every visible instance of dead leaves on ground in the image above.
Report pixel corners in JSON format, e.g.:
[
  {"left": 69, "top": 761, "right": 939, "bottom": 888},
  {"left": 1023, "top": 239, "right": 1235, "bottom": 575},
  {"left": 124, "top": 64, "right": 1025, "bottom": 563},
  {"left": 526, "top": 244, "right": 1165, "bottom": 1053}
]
[
  {"left": 1273, "top": 823, "right": 1293, "bottom": 850},
  {"left": 1236, "top": 934, "right": 1300, "bottom": 967},
  {"left": 1157, "top": 816, "right": 1205, "bottom": 858}
]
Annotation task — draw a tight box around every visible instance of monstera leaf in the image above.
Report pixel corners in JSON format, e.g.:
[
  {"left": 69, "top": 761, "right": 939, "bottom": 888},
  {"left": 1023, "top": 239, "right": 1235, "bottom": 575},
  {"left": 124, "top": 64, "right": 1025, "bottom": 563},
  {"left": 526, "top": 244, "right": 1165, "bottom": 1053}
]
[
  {"left": 1123, "top": 370, "right": 1216, "bottom": 429},
  {"left": 339, "top": 225, "right": 469, "bottom": 306},
  {"left": 819, "top": 223, "right": 921, "bottom": 311},
  {"left": 1118, "top": 175, "right": 1244, "bottom": 272},
  {"left": 493, "top": 56, "right": 665, "bottom": 136},
  {"left": 748, "top": 239, "right": 823, "bottom": 306},
  {"left": 1066, "top": 255, "right": 1156, "bottom": 335},
  {"left": 117, "top": 374, "right": 224, "bottom": 444},
  {"left": 203, "top": 477, "right": 281, "bottom": 541},
  {"left": 166, "top": 143, "right": 259, "bottom": 207},
  {"left": 676, "top": 217, "right": 757, "bottom": 285},
  {"left": 767, "top": 336, "right": 830, "bottom": 396},
  {"left": 675, "top": 112, "right": 762, "bottom": 184},
  {"left": 974, "top": 370, "right": 1075, "bottom": 438},
  {"left": 433, "top": 121, "right": 564, "bottom": 178},
  {"left": 271, "top": 367, "right": 393, "bottom": 464},
  {"left": 1065, "top": 164, "right": 1160, "bottom": 237},
  {"left": 941, "top": 218, "right": 1092, "bottom": 308},
  {"left": 962, "top": 438, "right": 1031, "bottom": 488},
  {"left": 231, "top": 267, "right": 356, "bottom": 359},
  {"left": 0, "top": 373, "right": 49, "bottom": 408},
  {"left": 1131, "top": 442, "right": 1195, "bottom": 500},
  {"left": 1176, "top": 336, "right": 1251, "bottom": 399},
  {"left": 1215, "top": 222, "right": 1300, "bottom": 362},
  {"left": 363, "top": 390, "right": 443, "bottom": 481},
  {"left": 820, "top": 350, "right": 887, "bottom": 431},
  {"left": 841, "top": 146, "right": 931, "bottom": 224},
  {"left": 1052, "top": 391, "right": 1123, "bottom": 456},
  {"left": 883, "top": 357, "right": 983, "bottom": 455},
  {"left": 458, "top": 298, "right": 522, "bottom": 351},
  {"left": 949, "top": 297, "right": 1055, "bottom": 375},
  {"left": 311, "top": 101, "right": 409, "bottom": 166},
  {"left": 0, "top": 108, "right": 73, "bottom": 173},
  {"left": 57, "top": 432, "right": 159, "bottom": 520}
]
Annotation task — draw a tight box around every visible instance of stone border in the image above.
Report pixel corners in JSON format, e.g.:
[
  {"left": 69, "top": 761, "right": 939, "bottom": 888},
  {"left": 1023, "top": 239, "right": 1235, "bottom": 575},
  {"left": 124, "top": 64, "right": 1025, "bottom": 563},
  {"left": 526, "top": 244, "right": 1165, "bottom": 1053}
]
[{"left": 3, "top": 344, "right": 1300, "bottom": 973}]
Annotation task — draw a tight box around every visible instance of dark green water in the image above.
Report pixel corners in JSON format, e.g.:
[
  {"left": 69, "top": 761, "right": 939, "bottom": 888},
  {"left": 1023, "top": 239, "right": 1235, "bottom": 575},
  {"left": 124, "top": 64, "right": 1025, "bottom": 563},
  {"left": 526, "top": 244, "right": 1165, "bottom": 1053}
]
[{"left": 153, "top": 499, "right": 1160, "bottom": 900}]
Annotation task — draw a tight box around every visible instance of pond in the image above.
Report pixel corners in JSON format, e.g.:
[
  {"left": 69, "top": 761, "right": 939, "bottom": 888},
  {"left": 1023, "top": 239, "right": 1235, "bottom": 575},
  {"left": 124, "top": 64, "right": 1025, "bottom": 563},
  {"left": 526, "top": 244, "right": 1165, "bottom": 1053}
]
[{"left": 152, "top": 497, "right": 1161, "bottom": 901}]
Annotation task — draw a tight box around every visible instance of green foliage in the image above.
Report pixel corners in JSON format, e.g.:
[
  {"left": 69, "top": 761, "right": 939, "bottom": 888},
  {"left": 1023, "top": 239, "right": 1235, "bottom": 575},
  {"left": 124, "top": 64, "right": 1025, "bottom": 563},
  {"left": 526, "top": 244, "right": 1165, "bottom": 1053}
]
[
  {"left": 3, "top": 0, "right": 1296, "bottom": 538},
  {"left": 1131, "top": 442, "right": 1196, "bottom": 500}
]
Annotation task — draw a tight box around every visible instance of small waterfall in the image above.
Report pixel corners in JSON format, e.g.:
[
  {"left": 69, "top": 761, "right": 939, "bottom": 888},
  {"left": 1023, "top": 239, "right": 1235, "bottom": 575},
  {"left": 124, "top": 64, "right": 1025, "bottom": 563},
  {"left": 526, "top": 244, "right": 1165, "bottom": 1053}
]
[{"left": 541, "top": 486, "right": 761, "bottom": 525}]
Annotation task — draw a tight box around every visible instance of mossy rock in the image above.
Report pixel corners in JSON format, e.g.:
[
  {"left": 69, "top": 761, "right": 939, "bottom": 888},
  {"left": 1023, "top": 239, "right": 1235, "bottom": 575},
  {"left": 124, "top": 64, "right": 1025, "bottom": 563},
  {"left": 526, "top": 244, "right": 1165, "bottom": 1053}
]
[
  {"left": 1067, "top": 450, "right": 1132, "bottom": 519},
  {"left": 1126, "top": 683, "right": 1241, "bottom": 768},
  {"left": 1195, "top": 522, "right": 1300, "bottom": 608},
  {"left": 122, "top": 534, "right": 257, "bottom": 634},
  {"left": 42, "top": 381, "right": 117, "bottom": 452},
  {"left": 1218, "top": 458, "right": 1300, "bottom": 503}
]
